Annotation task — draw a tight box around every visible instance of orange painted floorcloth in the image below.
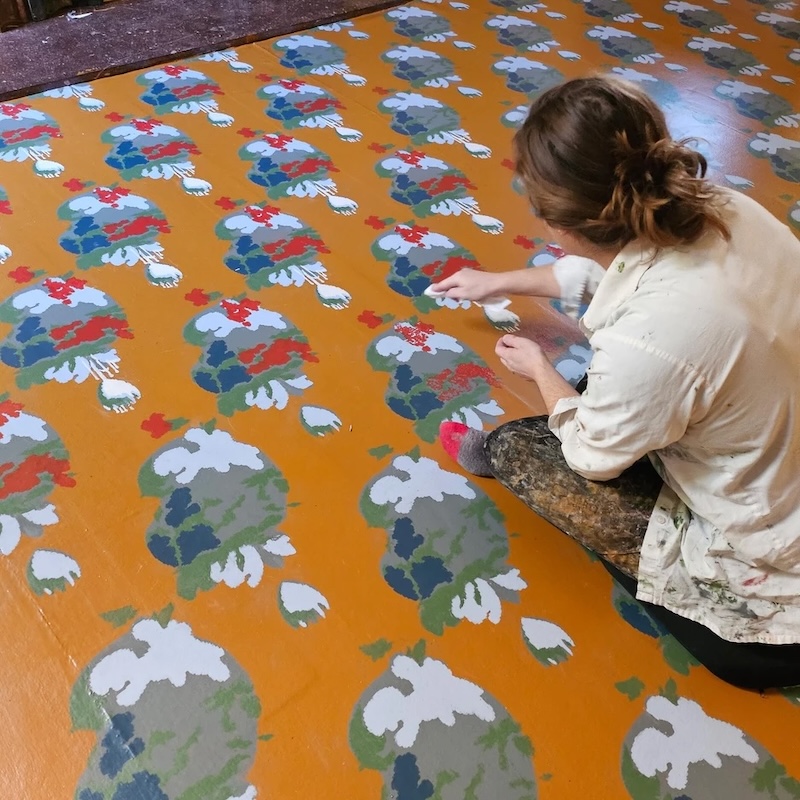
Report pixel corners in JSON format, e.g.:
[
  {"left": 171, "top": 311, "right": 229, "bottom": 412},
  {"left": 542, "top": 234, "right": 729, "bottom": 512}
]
[{"left": 0, "top": 1, "right": 799, "bottom": 798}]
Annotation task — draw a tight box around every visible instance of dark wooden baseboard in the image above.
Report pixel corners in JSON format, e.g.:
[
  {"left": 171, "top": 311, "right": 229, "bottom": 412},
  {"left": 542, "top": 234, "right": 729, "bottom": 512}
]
[{"left": 0, "top": 0, "right": 403, "bottom": 101}]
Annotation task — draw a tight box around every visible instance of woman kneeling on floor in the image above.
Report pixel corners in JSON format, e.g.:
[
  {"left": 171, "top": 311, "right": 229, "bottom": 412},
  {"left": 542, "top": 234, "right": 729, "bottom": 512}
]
[{"left": 433, "top": 75, "right": 800, "bottom": 691}]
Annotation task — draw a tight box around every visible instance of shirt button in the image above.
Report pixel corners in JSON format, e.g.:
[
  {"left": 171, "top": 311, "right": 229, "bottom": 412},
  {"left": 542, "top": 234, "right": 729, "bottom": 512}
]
[{"left": 656, "top": 514, "right": 668, "bottom": 525}]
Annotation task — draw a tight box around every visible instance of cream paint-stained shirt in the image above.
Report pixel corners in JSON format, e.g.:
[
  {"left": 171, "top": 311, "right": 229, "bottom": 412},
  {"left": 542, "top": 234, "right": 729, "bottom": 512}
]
[{"left": 548, "top": 188, "right": 800, "bottom": 644}]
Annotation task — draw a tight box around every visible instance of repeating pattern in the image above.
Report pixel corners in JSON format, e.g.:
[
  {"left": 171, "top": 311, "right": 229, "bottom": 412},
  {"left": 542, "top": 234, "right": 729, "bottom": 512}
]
[{"left": 0, "top": 1, "right": 798, "bottom": 798}]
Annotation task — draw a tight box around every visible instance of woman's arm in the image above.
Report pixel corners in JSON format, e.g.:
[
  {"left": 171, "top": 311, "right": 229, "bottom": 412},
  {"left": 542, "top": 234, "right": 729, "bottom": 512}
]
[{"left": 431, "top": 266, "right": 562, "bottom": 301}]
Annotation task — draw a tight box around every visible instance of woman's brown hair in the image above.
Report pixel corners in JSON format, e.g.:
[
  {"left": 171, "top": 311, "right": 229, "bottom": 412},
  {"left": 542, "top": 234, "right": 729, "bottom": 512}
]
[{"left": 513, "top": 75, "right": 730, "bottom": 249}]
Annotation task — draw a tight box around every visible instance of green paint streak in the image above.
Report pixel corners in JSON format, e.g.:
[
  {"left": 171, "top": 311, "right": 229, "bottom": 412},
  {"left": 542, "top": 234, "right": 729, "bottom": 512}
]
[
  {"left": 615, "top": 677, "right": 645, "bottom": 701},
  {"left": 620, "top": 745, "right": 662, "bottom": 800},
  {"left": 100, "top": 606, "right": 138, "bottom": 628},
  {"left": 464, "top": 764, "right": 485, "bottom": 800},
  {"left": 407, "top": 639, "right": 426, "bottom": 664},
  {"left": 175, "top": 753, "right": 251, "bottom": 800},
  {"left": 348, "top": 705, "right": 395, "bottom": 771},
  {"left": 69, "top": 669, "right": 107, "bottom": 732},
  {"left": 477, "top": 718, "right": 526, "bottom": 771},
  {"left": 360, "top": 639, "right": 393, "bottom": 661},
  {"left": 153, "top": 603, "right": 174, "bottom": 627},
  {"left": 367, "top": 444, "right": 394, "bottom": 459}
]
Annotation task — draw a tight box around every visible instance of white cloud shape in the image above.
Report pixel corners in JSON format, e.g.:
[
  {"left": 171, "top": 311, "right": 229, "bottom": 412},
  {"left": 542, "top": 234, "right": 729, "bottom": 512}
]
[
  {"left": 276, "top": 34, "right": 334, "bottom": 50},
  {"left": 223, "top": 209, "right": 303, "bottom": 235},
  {"left": 687, "top": 36, "right": 735, "bottom": 52},
  {"left": 369, "top": 454, "right": 476, "bottom": 514},
  {"left": 375, "top": 328, "right": 462, "bottom": 363},
  {"left": 521, "top": 617, "right": 575, "bottom": 662},
  {"left": 363, "top": 655, "right": 495, "bottom": 748},
  {"left": 716, "top": 79, "right": 768, "bottom": 98},
  {"left": 0, "top": 411, "right": 49, "bottom": 443},
  {"left": 194, "top": 306, "right": 288, "bottom": 338},
  {"left": 29, "top": 549, "right": 80, "bottom": 591},
  {"left": 385, "top": 44, "right": 439, "bottom": 60},
  {"left": 587, "top": 25, "right": 638, "bottom": 40},
  {"left": 244, "top": 137, "right": 315, "bottom": 156},
  {"left": 387, "top": 6, "right": 439, "bottom": 20},
  {"left": 487, "top": 14, "right": 536, "bottom": 30},
  {"left": 749, "top": 131, "right": 800, "bottom": 154},
  {"left": 67, "top": 190, "right": 151, "bottom": 215},
  {"left": 664, "top": 1, "right": 707, "bottom": 12},
  {"left": 89, "top": 619, "right": 230, "bottom": 706},
  {"left": 380, "top": 152, "right": 450, "bottom": 174},
  {"left": 493, "top": 55, "right": 550, "bottom": 72},
  {"left": 631, "top": 696, "right": 759, "bottom": 790},
  {"left": 153, "top": 428, "right": 264, "bottom": 485},
  {"left": 143, "top": 67, "right": 207, "bottom": 82},
  {"left": 377, "top": 227, "right": 454, "bottom": 256},
  {"left": 611, "top": 66, "right": 659, "bottom": 83},
  {"left": 382, "top": 92, "right": 443, "bottom": 112},
  {"left": 12, "top": 283, "right": 109, "bottom": 314},
  {"left": 108, "top": 121, "right": 182, "bottom": 140}
]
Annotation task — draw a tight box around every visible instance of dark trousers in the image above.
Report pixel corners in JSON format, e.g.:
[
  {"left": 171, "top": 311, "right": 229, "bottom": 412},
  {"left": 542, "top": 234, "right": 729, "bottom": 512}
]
[{"left": 485, "top": 415, "right": 800, "bottom": 691}]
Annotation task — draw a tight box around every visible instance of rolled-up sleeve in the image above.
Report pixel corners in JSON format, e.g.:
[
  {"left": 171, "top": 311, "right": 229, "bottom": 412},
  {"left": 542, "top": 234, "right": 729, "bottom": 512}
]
[
  {"left": 548, "top": 330, "right": 706, "bottom": 481},
  {"left": 552, "top": 256, "right": 606, "bottom": 319}
]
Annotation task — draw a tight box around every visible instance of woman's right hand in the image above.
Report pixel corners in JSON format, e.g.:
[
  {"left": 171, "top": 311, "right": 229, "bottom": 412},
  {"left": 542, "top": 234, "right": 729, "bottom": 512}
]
[{"left": 429, "top": 268, "right": 503, "bottom": 302}]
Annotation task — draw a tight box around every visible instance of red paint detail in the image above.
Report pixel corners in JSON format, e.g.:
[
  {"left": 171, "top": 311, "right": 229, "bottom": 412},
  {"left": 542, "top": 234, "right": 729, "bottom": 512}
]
[
  {"left": 141, "top": 412, "right": 172, "bottom": 439},
  {"left": 420, "top": 254, "right": 480, "bottom": 281},
  {"left": 50, "top": 315, "right": 133, "bottom": 351},
  {"left": 8, "top": 266, "right": 35, "bottom": 284},
  {"left": 172, "top": 83, "right": 223, "bottom": 100},
  {"left": 279, "top": 157, "right": 334, "bottom": 179},
  {"left": 368, "top": 142, "right": 389, "bottom": 153},
  {"left": 296, "top": 98, "right": 342, "bottom": 115},
  {"left": 0, "top": 399, "right": 24, "bottom": 430},
  {"left": 397, "top": 224, "right": 429, "bottom": 245},
  {"left": 43, "top": 276, "right": 87, "bottom": 302},
  {"left": 418, "top": 174, "right": 474, "bottom": 195},
  {"left": 131, "top": 119, "right": 159, "bottom": 134},
  {"left": 63, "top": 178, "right": 86, "bottom": 193},
  {"left": 546, "top": 243, "right": 567, "bottom": 259},
  {"left": 215, "top": 197, "right": 237, "bottom": 210},
  {"left": 185, "top": 288, "right": 211, "bottom": 306},
  {"left": 357, "top": 310, "right": 383, "bottom": 329},
  {"left": 372, "top": 87, "right": 391, "bottom": 96},
  {"left": 140, "top": 141, "right": 200, "bottom": 160},
  {"left": 237, "top": 127, "right": 257, "bottom": 138},
  {"left": 262, "top": 234, "right": 328, "bottom": 259},
  {"left": 0, "top": 103, "right": 31, "bottom": 119},
  {"left": 513, "top": 235, "right": 536, "bottom": 250},
  {"left": 428, "top": 362, "right": 500, "bottom": 402},
  {"left": 364, "top": 215, "right": 386, "bottom": 230},
  {"left": 0, "top": 453, "right": 75, "bottom": 500},
  {"left": 94, "top": 186, "right": 131, "bottom": 206},
  {"left": 3, "top": 124, "right": 60, "bottom": 145},
  {"left": 238, "top": 338, "right": 318, "bottom": 374},
  {"left": 162, "top": 65, "right": 189, "bottom": 77},
  {"left": 397, "top": 150, "right": 425, "bottom": 166},
  {"left": 105, "top": 112, "right": 125, "bottom": 122},
  {"left": 278, "top": 79, "right": 306, "bottom": 91},
  {"left": 501, "top": 158, "right": 515, "bottom": 171},
  {"left": 395, "top": 321, "right": 435, "bottom": 352},
  {"left": 262, "top": 133, "right": 293, "bottom": 149},
  {"left": 102, "top": 215, "right": 170, "bottom": 242},
  {"left": 0, "top": 200, "right": 11, "bottom": 215},
  {"left": 221, "top": 297, "right": 260, "bottom": 326}
]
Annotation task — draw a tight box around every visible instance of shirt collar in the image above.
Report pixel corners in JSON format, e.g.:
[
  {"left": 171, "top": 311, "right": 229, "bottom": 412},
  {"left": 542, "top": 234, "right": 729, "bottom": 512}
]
[{"left": 580, "top": 239, "right": 657, "bottom": 336}]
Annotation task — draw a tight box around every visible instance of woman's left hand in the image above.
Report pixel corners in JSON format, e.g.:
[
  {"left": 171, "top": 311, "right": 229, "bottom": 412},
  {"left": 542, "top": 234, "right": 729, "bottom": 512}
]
[{"left": 495, "top": 334, "right": 546, "bottom": 381}]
